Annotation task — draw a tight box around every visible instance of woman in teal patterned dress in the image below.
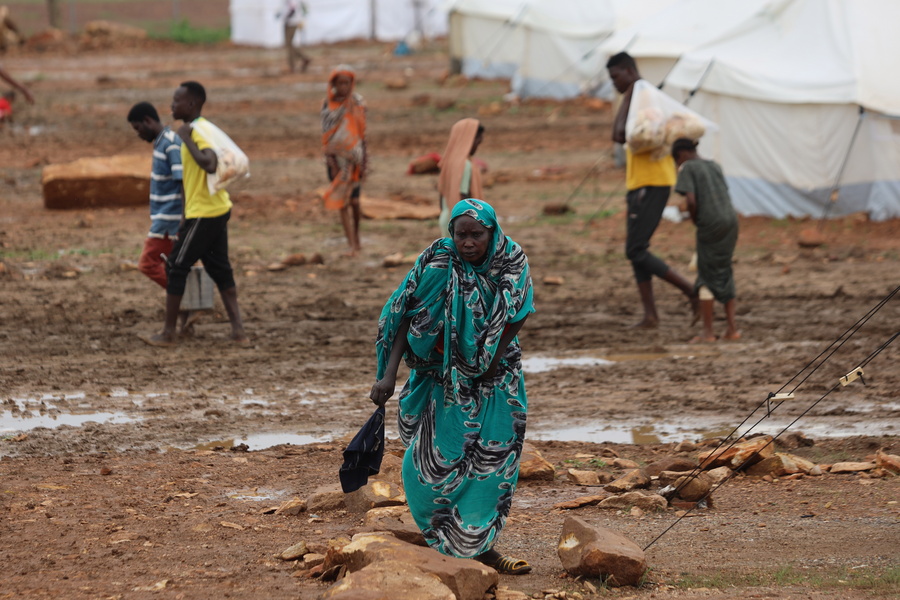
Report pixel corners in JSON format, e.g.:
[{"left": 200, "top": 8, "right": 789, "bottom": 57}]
[{"left": 369, "top": 199, "right": 535, "bottom": 574}]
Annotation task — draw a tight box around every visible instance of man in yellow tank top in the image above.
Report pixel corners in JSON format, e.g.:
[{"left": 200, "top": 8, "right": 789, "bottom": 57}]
[
  {"left": 140, "top": 81, "right": 248, "bottom": 347},
  {"left": 607, "top": 52, "right": 698, "bottom": 328}
]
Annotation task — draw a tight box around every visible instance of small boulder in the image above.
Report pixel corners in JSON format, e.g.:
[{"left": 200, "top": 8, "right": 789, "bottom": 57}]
[
  {"left": 612, "top": 458, "right": 640, "bottom": 470},
  {"left": 384, "top": 76, "right": 409, "bottom": 90},
  {"left": 797, "top": 227, "right": 826, "bottom": 248},
  {"left": 273, "top": 496, "right": 306, "bottom": 516},
  {"left": 345, "top": 481, "right": 406, "bottom": 513},
  {"left": 745, "top": 452, "right": 816, "bottom": 477},
  {"left": 493, "top": 587, "right": 531, "bottom": 600},
  {"left": 519, "top": 444, "right": 555, "bottom": 481},
  {"left": 281, "top": 253, "right": 307, "bottom": 267},
  {"left": 598, "top": 491, "right": 667, "bottom": 512},
  {"left": 279, "top": 541, "right": 308, "bottom": 561},
  {"left": 321, "top": 560, "right": 455, "bottom": 600},
  {"left": 567, "top": 469, "right": 601, "bottom": 486},
  {"left": 308, "top": 484, "right": 346, "bottom": 513},
  {"left": 705, "top": 466, "right": 733, "bottom": 485},
  {"left": 355, "top": 506, "right": 425, "bottom": 546},
  {"left": 553, "top": 494, "right": 607, "bottom": 510},
  {"left": 542, "top": 203, "right": 572, "bottom": 216},
  {"left": 326, "top": 534, "right": 497, "bottom": 600},
  {"left": 673, "top": 440, "right": 697, "bottom": 453},
  {"left": 875, "top": 450, "right": 900, "bottom": 474},
  {"left": 672, "top": 472, "right": 713, "bottom": 502},
  {"left": 604, "top": 469, "right": 650, "bottom": 493},
  {"left": 829, "top": 461, "right": 876, "bottom": 474},
  {"left": 302, "top": 553, "right": 325, "bottom": 568},
  {"left": 644, "top": 457, "right": 697, "bottom": 478},
  {"left": 698, "top": 436, "right": 775, "bottom": 470},
  {"left": 373, "top": 452, "right": 404, "bottom": 486},
  {"left": 557, "top": 516, "right": 648, "bottom": 586}
]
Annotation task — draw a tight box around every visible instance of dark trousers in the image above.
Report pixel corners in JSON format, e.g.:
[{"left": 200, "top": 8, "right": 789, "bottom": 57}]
[
  {"left": 166, "top": 211, "right": 235, "bottom": 296},
  {"left": 625, "top": 186, "right": 671, "bottom": 283}
]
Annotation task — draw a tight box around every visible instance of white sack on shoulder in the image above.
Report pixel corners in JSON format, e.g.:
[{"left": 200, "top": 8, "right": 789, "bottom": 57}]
[
  {"left": 192, "top": 119, "right": 250, "bottom": 195},
  {"left": 625, "top": 80, "right": 717, "bottom": 160}
]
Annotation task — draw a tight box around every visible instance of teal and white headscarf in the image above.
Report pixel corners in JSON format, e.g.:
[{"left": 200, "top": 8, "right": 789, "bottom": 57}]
[{"left": 375, "top": 198, "right": 535, "bottom": 558}]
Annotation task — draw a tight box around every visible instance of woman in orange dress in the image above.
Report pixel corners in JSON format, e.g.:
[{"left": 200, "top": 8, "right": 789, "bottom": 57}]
[{"left": 321, "top": 65, "right": 367, "bottom": 255}]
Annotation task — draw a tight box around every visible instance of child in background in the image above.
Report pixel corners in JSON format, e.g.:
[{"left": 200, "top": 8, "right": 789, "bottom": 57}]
[
  {"left": 672, "top": 137, "right": 740, "bottom": 343},
  {"left": 437, "top": 118, "right": 484, "bottom": 236},
  {"left": 321, "top": 65, "right": 367, "bottom": 256}
]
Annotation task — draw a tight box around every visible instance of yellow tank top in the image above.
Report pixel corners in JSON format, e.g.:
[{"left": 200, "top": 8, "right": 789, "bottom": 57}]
[{"left": 626, "top": 147, "right": 676, "bottom": 191}]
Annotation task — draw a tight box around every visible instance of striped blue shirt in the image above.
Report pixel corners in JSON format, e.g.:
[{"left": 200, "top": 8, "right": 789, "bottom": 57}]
[{"left": 149, "top": 127, "right": 184, "bottom": 238}]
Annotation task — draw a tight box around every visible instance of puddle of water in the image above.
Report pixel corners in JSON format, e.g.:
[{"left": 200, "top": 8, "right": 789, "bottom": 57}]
[
  {"left": 1, "top": 409, "right": 137, "bottom": 434},
  {"left": 529, "top": 414, "right": 898, "bottom": 445},
  {"left": 4, "top": 393, "right": 142, "bottom": 434},
  {"left": 529, "top": 422, "right": 731, "bottom": 444},
  {"left": 227, "top": 489, "right": 285, "bottom": 502},
  {"left": 521, "top": 350, "right": 721, "bottom": 374},
  {"left": 522, "top": 356, "right": 614, "bottom": 373},
  {"left": 193, "top": 432, "right": 333, "bottom": 452}
]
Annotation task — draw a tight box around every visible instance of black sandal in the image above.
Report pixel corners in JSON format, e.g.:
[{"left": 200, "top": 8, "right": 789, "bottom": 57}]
[{"left": 476, "top": 551, "right": 532, "bottom": 575}]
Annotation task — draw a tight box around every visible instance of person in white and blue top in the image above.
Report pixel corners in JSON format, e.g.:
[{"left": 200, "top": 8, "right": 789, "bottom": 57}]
[{"left": 127, "top": 101, "right": 184, "bottom": 290}]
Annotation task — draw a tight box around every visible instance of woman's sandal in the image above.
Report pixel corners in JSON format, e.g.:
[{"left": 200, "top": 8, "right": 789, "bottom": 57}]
[{"left": 476, "top": 552, "right": 532, "bottom": 575}]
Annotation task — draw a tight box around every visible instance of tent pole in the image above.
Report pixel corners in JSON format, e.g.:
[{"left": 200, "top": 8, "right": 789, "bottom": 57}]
[
  {"left": 370, "top": 0, "right": 376, "bottom": 40},
  {"left": 819, "top": 106, "right": 866, "bottom": 226},
  {"left": 660, "top": 59, "right": 715, "bottom": 104}
]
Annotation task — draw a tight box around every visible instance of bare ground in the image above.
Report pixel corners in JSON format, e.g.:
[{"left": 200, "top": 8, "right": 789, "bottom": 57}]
[{"left": 0, "top": 37, "right": 898, "bottom": 599}]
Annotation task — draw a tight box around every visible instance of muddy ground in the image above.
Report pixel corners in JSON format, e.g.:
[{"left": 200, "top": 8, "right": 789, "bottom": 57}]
[{"left": 0, "top": 36, "right": 898, "bottom": 599}]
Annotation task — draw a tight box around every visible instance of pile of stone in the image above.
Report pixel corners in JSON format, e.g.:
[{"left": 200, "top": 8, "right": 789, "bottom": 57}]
[{"left": 261, "top": 439, "right": 898, "bottom": 599}]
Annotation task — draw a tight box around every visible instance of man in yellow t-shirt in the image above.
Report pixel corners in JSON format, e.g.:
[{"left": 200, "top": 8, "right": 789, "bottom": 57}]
[
  {"left": 141, "top": 81, "right": 247, "bottom": 347},
  {"left": 607, "top": 52, "right": 698, "bottom": 329}
]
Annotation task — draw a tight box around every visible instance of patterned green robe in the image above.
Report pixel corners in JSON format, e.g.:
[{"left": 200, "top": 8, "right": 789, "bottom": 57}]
[{"left": 375, "top": 199, "right": 535, "bottom": 558}]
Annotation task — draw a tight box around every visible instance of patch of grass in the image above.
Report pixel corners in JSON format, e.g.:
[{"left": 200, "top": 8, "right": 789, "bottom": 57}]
[
  {"left": 676, "top": 571, "right": 763, "bottom": 589},
  {"left": 773, "top": 565, "right": 806, "bottom": 586},
  {"left": 0, "top": 248, "right": 58, "bottom": 261},
  {"left": 562, "top": 458, "right": 607, "bottom": 469},
  {"left": 0, "top": 246, "right": 127, "bottom": 261},
  {"left": 523, "top": 212, "right": 582, "bottom": 227},
  {"left": 151, "top": 19, "right": 230, "bottom": 44},
  {"left": 59, "top": 247, "right": 118, "bottom": 257},
  {"left": 798, "top": 447, "right": 856, "bottom": 464},
  {"left": 586, "top": 208, "right": 618, "bottom": 220},
  {"left": 769, "top": 218, "right": 794, "bottom": 228}
]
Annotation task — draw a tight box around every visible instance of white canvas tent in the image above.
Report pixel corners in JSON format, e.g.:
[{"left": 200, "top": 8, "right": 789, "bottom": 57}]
[
  {"left": 230, "top": 0, "right": 448, "bottom": 48},
  {"left": 598, "top": 0, "right": 786, "bottom": 88},
  {"left": 650, "top": 0, "right": 900, "bottom": 221},
  {"left": 446, "top": 0, "right": 676, "bottom": 100}
]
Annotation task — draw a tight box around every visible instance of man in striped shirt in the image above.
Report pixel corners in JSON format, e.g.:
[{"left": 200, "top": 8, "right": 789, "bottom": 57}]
[{"left": 128, "top": 102, "right": 197, "bottom": 331}]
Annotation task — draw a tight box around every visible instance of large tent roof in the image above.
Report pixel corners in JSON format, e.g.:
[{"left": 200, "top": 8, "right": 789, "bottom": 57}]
[
  {"left": 447, "top": 0, "right": 675, "bottom": 39},
  {"left": 600, "top": 0, "right": 787, "bottom": 61},
  {"left": 664, "top": 0, "right": 900, "bottom": 115}
]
